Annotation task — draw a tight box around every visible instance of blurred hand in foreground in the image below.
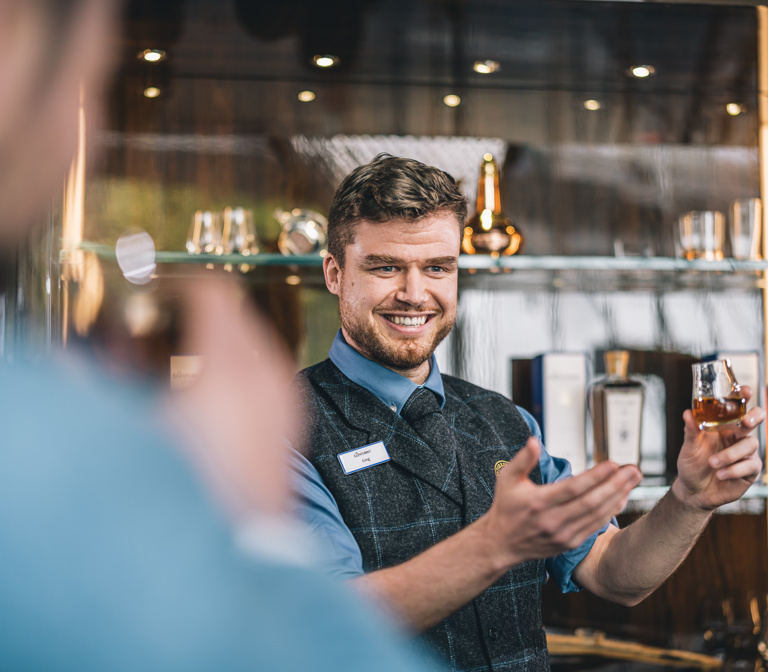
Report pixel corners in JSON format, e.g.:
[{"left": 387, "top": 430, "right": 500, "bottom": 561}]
[{"left": 166, "top": 277, "right": 300, "bottom": 518}]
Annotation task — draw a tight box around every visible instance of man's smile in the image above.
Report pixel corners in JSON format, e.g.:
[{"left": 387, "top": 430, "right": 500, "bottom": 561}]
[{"left": 382, "top": 314, "right": 432, "bottom": 327}]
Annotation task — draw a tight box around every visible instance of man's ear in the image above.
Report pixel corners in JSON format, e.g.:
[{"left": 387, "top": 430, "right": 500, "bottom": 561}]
[{"left": 323, "top": 254, "right": 342, "bottom": 296}]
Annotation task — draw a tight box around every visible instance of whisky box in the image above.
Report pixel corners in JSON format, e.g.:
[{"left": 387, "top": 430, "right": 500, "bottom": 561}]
[{"left": 532, "top": 353, "right": 588, "bottom": 474}]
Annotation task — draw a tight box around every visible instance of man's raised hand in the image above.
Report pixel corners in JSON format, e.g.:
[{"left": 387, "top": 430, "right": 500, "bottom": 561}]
[{"left": 486, "top": 437, "right": 642, "bottom": 569}]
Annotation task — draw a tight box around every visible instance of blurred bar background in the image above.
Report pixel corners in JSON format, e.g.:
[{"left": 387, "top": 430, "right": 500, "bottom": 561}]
[{"left": 4, "top": 0, "right": 768, "bottom": 667}]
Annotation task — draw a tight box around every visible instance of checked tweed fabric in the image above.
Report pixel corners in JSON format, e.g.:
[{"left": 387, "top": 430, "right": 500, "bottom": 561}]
[{"left": 295, "top": 360, "right": 550, "bottom": 672}]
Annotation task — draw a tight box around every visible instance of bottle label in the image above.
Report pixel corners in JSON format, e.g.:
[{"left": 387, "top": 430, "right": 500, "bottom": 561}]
[{"left": 604, "top": 389, "right": 644, "bottom": 465}]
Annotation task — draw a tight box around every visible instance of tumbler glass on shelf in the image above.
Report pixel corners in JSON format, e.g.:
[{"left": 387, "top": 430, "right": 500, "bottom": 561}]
[
  {"left": 691, "top": 359, "right": 746, "bottom": 431},
  {"left": 276, "top": 208, "right": 328, "bottom": 256},
  {"left": 221, "top": 207, "right": 258, "bottom": 256},
  {"left": 678, "top": 210, "right": 725, "bottom": 261},
  {"left": 729, "top": 198, "right": 761, "bottom": 261},
  {"left": 186, "top": 210, "right": 222, "bottom": 255}
]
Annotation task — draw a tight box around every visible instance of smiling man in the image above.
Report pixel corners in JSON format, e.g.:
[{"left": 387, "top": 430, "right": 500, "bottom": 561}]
[
  {"left": 328, "top": 211, "right": 458, "bottom": 379},
  {"left": 292, "top": 154, "right": 764, "bottom": 672}
]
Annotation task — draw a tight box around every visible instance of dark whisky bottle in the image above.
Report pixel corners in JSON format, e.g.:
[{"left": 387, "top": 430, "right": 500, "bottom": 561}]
[
  {"left": 589, "top": 350, "right": 645, "bottom": 466},
  {"left": 461, "top": 154, "right": 523, "bottom": 257}
]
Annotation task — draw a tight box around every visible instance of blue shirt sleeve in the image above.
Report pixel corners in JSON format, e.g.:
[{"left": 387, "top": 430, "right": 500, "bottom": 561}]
[
  {"left": 289, "top": 448, "right": 365, "bottom": 580},
  {"left": 516, "top": 406, "right": 616, "bottom": 594}
]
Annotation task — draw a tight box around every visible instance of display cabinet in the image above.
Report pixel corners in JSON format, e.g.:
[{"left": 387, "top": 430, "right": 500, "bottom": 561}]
[{"left": 5, "top": 0, "right": 768, "bottom": 663}]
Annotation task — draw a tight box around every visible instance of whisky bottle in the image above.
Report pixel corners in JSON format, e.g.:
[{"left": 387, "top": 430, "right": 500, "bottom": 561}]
[
  {"left": 589, "top": 350, "right": 644, "bottom": 466},
  {"left": 461, "top": 154, "right": 524, "bottom": 256}
]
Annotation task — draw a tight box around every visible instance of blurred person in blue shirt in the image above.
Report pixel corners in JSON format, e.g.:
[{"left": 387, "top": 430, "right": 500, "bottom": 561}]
[{"left": 0, "top": 1, "right": 447, "bottom": 670}]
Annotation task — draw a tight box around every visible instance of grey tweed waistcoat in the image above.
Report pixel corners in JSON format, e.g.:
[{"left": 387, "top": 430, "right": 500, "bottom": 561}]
[{"left": 296, "top": 359, "right": 549, "bottom": 672}]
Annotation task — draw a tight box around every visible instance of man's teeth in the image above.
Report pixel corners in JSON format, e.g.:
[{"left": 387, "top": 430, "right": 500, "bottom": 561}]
[{"left": 388, "top": 315, "right": 428, "bottom": 326}]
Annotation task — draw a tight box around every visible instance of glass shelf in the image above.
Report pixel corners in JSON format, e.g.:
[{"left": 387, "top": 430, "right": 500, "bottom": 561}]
[
  {"left": 626, "top": 481, "right": 768, "bottom": 515},
  {"left": 72, "top": 242, "right": 768, "bottom": 292},
  {"left": 75, "top": 242, "right": 768, "bottom": 272}
]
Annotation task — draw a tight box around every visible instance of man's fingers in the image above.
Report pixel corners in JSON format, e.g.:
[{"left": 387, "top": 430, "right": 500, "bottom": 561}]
[
  {"left": 497, "top": 438, "right": 541, "bottom": 483},
  {"left": 740, "top": 406, "right": 766, "bottom": 434},
  {"left": 554, "top": 465, "right": 640, "bottom": 533},
  {"left": 710, "top": 435, "right": 760, "bottom": 469},
  {"left": 713, "top": 454, "right": 762, "bottom": 482},
  {"left": 682, "top": 409, "right": 699, "bottom": 436},
  {"left": 543, "top": 460, "right": 624, "bottom": 507},
  {"left": 709, "top": 434, "right": 763, "bottom": 481},
  {"left": 515, "top": 464, "right": 639, "bottom": 554}
]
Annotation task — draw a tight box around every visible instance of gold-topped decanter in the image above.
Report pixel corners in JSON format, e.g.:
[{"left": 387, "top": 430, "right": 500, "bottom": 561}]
[
  {"left": 461, "top": 153, "right": 524, "bottom": 257},
  {"left": 589, "top": 350, "right": 645, "bottom": 466}
]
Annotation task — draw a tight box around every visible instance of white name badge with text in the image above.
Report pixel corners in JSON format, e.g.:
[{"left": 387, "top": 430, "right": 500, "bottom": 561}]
[{"left": 338, "top": 442, "right": 391, "bottom": 475}]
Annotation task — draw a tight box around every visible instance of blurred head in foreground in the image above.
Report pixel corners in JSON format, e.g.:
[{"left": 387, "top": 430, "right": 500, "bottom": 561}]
[
  {"left": 0, "top": 0, "right": 116, "bottom": 246},
  {"left": 0, "top": 2, "right": 447, "bottom": 671},
  {"left": 0, "top": 0, "right": 297, "bottom": 518}
]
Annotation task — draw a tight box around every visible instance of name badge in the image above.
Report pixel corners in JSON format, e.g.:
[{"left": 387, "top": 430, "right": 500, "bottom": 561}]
[{"left": 338, "top": 441, "right": 391, "bottom": 475}]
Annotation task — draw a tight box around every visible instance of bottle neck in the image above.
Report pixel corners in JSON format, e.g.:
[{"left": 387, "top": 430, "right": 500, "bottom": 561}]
[
  {"left": 604, "top": 352, "right": 630, "bottom": 380},
  {"left": 606, "top": 365, "right": 629, "bottom": 380},
  {"left": 476, "top": 157, "right": 502, "bottom": 214}
]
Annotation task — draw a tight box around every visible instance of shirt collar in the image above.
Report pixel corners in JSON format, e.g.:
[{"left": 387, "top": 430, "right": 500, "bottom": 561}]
[{"left": 329, "top": 330, "right": 445, "bottom": 415}]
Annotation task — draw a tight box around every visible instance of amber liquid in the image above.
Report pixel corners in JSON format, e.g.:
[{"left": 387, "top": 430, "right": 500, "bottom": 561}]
[{"left": 692, "top": 396, "right": 746, "bottom": 429}]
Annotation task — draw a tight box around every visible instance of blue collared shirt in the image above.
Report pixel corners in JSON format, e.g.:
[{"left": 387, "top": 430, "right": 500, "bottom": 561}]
[
  {"left": 290, "top": 330, "right": 611, "bottom": 592},
  {"left": 328, "top": 330, "right": 446, "bottom": 416}
]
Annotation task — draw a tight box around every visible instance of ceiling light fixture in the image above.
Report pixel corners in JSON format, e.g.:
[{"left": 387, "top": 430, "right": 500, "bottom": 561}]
[
  {"left": 298, "top": 90, "right": 316, "bottom": 102},
  {"left": 313, "top": 55, "right": 339, "bottom": 68},
  {"left": 584, "top": 99, "right": 601, "bottom": 111},
  {"left": 138, "top": 48, "right": 166, "bottom": 63},
  {"left": 726, "top": 103, "right": 743, "bottom": 116},
  {"left": 443, "top": 94, "right": 461, "bottom": 107},
  {"left": 143, "top": 86, "right": 161, "bottom": 98},
  {"left": 629, "top": 65, "right": 655, "bottom": 78},
  {"left": 473, "top": 60, "right": 500, "bottom": 74}
]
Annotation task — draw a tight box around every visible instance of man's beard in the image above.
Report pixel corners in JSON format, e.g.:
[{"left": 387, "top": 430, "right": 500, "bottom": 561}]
[{"left": 339, "top": 298, "right": 455, "bottom": 372}]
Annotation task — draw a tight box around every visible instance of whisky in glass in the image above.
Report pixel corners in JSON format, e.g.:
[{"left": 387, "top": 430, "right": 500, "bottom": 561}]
[{"left": 691, "top": 359, "right": 746, "bottom": 430}]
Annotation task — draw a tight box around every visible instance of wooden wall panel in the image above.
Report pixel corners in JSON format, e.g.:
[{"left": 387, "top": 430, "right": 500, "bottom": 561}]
[{"left": 543, "top": 512, "right": 768, "bottom": 647}]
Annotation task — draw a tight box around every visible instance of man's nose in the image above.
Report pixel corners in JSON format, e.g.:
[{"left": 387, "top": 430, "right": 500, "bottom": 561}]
[{"left": 395, "top": 269, "right": 429, "bottom": 306}]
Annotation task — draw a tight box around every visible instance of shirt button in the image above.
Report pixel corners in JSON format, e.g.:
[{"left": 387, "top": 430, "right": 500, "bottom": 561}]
[
  {"left": 488, "top": 628, "right": 498, "bottom": 640},
  {"left": 390, "top": 404, "right": 397, "bottom": 412}
]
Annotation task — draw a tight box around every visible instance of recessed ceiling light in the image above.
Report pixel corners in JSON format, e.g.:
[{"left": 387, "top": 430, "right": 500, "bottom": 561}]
[
  {"left": 443, "top": 94, "right": 461, "bottom": 107},
  {"left": 473, "top": 60, "right": 500, "bottom": 74},
  {"left": 298, "top": 90, "right": 316, "bottom": 102},
  {"left": 584, "top": 99, "right": 601, "bottom": 111},
  {"left": 726, "top": 103, "right": 743, "bottom": 116},
  {"left": 629, "top": 65, "right": 655, "bottom": 78},
  {"left": 313, "top": 55, "right": 339, "bottom": 68},
  {"left": 138, "top": 49, "right": 166, "bottom": 63},
  {"left": 143, "top": 86, "right": 161, "bottom": 98}
]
